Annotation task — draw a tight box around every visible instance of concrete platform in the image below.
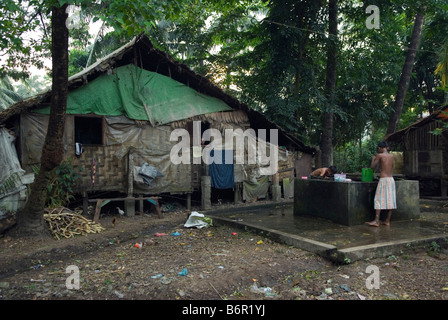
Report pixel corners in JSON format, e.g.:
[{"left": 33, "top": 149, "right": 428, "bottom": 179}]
[
  {"left": 294, "top": 179, "right": 420, "bottom": 226},
  {"left": 207, "top": 202, "right": 448, "bottom": 264}
]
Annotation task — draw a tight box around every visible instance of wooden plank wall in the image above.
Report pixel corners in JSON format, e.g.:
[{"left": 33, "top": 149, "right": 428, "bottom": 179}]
[{"left": 405, "top": 121, "right": 443, "bottom": 151}]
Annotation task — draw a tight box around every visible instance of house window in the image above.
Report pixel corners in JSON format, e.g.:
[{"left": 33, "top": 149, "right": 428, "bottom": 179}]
[{"left": 74, "top": 116, "right": 104, "bottom": 145}]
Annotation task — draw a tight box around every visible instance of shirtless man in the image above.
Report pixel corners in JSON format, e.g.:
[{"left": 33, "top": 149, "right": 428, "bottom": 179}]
[
  {"left": 366, "top": 141, "right": 396, "bottom": 227},
  {"left": 311, "top": 166, "right": 338, "bottom": 177}
]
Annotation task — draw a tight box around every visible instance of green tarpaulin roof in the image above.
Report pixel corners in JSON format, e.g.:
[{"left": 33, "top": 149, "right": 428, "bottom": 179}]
[{"left": 35, "top": 64, "right": 232, "bottom": 125}]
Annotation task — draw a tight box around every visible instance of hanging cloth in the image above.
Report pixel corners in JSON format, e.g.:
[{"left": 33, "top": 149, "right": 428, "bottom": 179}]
[{"left": 209, "top": 150, "right": 234, "bottom": 189}]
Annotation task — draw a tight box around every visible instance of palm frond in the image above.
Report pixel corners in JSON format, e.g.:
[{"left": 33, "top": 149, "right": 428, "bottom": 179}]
[{"left": 0, "top": 87, "right": 23, "bottom": 110}]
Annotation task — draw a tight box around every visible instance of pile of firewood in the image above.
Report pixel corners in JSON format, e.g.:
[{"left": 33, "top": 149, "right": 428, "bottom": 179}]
[{"left": 43, "top": 207, "right": 105, "bottom": 240}]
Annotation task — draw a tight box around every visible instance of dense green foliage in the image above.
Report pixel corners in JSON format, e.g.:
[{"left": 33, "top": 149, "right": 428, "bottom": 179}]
[{"left": 32, "top": 159, "right": 82, "bottom": 207}]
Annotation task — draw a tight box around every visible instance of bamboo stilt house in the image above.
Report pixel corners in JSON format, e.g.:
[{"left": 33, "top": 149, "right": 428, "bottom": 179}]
[{"left": 0, "top": 34, "right": 315, "bottom": 213}]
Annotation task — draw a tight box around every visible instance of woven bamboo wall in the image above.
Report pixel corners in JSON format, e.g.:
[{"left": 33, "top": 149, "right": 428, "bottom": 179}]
[
  {"left": 70, "top": 145, "right": 127, "bottom": 193},
  {"left": 64, "top": 115, "right": 127, "bottom": 193}
]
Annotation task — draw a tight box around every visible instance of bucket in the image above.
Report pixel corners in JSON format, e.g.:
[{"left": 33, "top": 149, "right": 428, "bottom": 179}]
[
  {"left": 362, "top": 168, "right": 373, "bottom": 182},
  {"left": 334, "top": 173, "right": 346, "bottom": 182}
]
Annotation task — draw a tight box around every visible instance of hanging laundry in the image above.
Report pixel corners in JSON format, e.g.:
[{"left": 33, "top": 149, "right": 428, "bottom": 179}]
[
  {"left": 209, "top": 150, "right": 234, "bottom": 189},
  {"left": 138, "top": 163, "right": 163, "bottom": 186}
]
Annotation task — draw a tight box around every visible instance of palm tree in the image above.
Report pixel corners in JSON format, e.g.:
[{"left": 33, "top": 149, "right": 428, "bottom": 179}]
[
  {"left": 0, "top": 76, "right": 22, "bottom": 110},
  {"left": 0, "top": 72, "right": 50, "bottom": 110}
]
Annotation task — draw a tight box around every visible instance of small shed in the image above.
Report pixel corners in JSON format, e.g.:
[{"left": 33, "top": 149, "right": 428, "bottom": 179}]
[
  {"left": 0, "top": 34, "right": 315, "bottom": 215},
  {"left": 385, "top": 105, "right": 448, "bottom": 197}
]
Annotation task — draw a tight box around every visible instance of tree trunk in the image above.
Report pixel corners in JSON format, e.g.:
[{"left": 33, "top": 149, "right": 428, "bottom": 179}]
[
  {"left": 320, "top": 0, "right": 337, "bottom": 167},
  {"left": 386, "top": 7, "right": 426, "bottom": 136},
  {"left": 16, "top": 4, "right": 69, "bottom": 236}
]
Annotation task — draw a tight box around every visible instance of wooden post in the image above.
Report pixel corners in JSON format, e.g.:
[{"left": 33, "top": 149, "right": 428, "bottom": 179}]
[
  {"left": 126, "top": 150, "right": 135, "bottom": 216},
  {"left": 186, "top": 193, "right": 191, "bottom": 210},
  {"left": 93, "top": 199, "right": 102, "bottom": 223},
  {"left": 201, "top": 176, "right": 211, "bottom": 210},
  {"left": 271, "top": 173, "right": 281, "bottom": 201},
  {"left": 138, "top": 194, "right": 144, "bottom": 213},
  {"left": 82, "top": 191, "right": 88, "bottom": 216},
  {"left": 234, "top": 183, "right": 240, "bottom": 204},
  {"left": 149, "top": 197, "right": 163, "bottom": 219},
  {"left": 125, "top": 199, "right": 135, "bottom": 217}
]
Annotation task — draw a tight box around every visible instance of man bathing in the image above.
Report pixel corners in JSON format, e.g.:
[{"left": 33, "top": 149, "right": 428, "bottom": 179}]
[
  {"left": 366, "top": 141, "right": 396, "bottom": 227},
  {"left": 311, "top": 166, "right": 338, "bottom": 178}
]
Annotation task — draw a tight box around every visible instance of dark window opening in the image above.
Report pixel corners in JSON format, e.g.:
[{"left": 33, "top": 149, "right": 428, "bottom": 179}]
[
  {"left": 200, "top": 121, "right": 211, "bottom": 146},
  {"left": 187, "top": 121, "right": 211, "bottom": 146},
  {"left": 75, "top": 116, "right": 104, "bottom": 145}
]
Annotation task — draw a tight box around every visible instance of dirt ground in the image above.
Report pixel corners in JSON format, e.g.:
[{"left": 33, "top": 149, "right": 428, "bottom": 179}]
[{"left": 0, "top": 200, "right": 447, "bottom": 302}]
